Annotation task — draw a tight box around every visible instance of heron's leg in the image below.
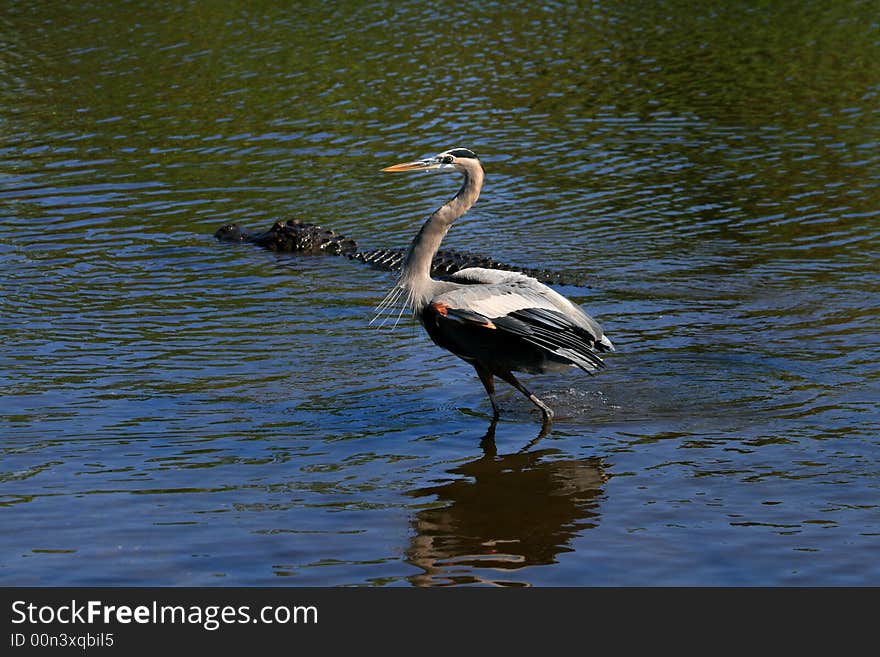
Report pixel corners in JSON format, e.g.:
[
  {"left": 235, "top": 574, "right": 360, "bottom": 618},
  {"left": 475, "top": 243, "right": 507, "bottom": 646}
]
[
  {"left": 496, "top": 370, "right": 555, "bottom": 421},
  {"left": 473, "top": 363, "right": 500, "bottom": 419}
]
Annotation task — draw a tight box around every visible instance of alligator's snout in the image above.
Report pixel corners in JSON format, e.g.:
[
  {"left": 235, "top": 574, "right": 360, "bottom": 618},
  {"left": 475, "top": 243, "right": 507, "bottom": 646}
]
[{"left": 215, "top": 223, "right": 248, "bottom": 241}]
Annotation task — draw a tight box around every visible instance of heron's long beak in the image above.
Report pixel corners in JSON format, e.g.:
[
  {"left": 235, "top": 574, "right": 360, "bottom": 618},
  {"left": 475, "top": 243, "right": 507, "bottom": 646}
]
[{"left": 381, "top": 158, "right": 440, "bottom": 173}]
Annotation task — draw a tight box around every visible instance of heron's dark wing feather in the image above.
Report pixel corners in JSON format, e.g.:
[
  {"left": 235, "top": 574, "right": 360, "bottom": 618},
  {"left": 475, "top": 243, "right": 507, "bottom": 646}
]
[
  {"left": 441, "top": 306, "right": 496, "bottom": 327},
  {"left": 508, "top": 307, "right": 577, "bottom": 331},
  {"left": 493, "top": 308, "right": 607, "bottom": 373}
]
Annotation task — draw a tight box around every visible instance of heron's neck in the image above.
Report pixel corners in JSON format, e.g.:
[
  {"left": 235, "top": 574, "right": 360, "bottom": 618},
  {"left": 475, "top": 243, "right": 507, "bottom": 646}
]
[{"left": 399, "top": 165, "right": 484, "bottom": 309}]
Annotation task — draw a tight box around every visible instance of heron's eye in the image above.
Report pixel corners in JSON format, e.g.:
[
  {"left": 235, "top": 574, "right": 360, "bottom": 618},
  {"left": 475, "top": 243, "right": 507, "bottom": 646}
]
[{"left": 441, "top": 155, "right": 453, "bottom": 164}]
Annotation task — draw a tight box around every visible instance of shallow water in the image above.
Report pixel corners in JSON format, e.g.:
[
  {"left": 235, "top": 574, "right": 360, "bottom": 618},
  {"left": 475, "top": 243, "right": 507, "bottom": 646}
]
[{"left": 1, "top": 1, "right": 879, "bottom": 586}]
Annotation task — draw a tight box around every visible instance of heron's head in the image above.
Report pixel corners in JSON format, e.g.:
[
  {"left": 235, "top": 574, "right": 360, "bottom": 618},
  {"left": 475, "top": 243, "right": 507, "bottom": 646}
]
[{"left": 382, "top": 148, "right": 481, "bottom": 174}]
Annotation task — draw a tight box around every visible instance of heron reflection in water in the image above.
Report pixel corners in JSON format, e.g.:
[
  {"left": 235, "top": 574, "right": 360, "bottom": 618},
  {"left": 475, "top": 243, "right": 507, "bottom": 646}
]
[
  {"left": 404, "top": 436, "right": 608, "bottom": 587},
  {"left": 377, "top": 149, "right": 614, "bottom": 428}
]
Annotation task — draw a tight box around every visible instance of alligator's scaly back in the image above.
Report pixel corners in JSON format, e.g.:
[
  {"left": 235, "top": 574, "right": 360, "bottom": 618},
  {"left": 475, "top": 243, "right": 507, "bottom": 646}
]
[{"left": 214, "top": 218, "right": 577, "bottom": 286}]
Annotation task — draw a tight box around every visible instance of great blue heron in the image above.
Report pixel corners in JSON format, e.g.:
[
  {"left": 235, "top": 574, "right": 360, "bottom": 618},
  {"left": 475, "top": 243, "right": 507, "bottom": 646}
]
[{"left": 377, "top": 148, "right": 614, "bottom": 425}]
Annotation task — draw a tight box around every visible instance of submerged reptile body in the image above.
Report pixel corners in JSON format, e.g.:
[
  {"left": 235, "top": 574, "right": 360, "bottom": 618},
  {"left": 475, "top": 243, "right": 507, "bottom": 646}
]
[{"left": 215, "top": 218, "right": 574, "bottom": 286}]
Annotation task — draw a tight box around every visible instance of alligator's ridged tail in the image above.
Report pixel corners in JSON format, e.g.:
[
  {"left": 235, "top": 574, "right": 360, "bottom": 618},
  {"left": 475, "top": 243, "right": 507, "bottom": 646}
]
[
  {"left": 215, "top": 218, "right": 577, "bottom": 286},
  {"left": 351, "top": 248, "right": 569, "bottom": 285}
]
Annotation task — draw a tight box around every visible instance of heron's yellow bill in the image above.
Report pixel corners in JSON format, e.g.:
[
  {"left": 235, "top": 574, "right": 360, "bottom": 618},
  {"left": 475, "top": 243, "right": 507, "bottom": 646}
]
[{"left": 381, "top": 160, "right": 430, "bottom": 173}]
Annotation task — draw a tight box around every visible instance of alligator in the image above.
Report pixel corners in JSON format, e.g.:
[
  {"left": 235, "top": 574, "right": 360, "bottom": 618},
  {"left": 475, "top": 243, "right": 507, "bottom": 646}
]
[{"left": 214, "top": 218, "right": 577, "bottom": 286}]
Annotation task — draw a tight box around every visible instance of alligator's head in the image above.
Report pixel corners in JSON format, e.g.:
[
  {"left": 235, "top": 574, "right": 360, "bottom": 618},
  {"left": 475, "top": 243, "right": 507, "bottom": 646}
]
[{"left": 214, "top": 223, "right": 248, "bottom": 242}]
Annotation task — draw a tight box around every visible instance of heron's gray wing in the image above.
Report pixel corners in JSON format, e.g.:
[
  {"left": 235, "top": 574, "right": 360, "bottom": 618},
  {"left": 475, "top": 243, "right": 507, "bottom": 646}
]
[
  {"left": 434, "top": 279, "right": 562, "bottom": 317},
  {"left": 431, "top": 285, "right": 610, "bottom": 372},
  {"left": 436, "top": 279, "right": 612, "bottom": 349}
]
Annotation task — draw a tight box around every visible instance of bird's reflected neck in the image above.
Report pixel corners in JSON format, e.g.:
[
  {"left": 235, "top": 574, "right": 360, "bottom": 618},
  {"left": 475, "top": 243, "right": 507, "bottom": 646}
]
[{"left": 399, "top": 165, "right": 484, "bottom": 311}]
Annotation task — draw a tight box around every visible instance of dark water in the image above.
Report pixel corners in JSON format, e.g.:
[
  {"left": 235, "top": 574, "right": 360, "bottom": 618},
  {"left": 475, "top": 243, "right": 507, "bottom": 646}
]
[{"left": 1, "top": 1, "right": 878, "bottom": 586}]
